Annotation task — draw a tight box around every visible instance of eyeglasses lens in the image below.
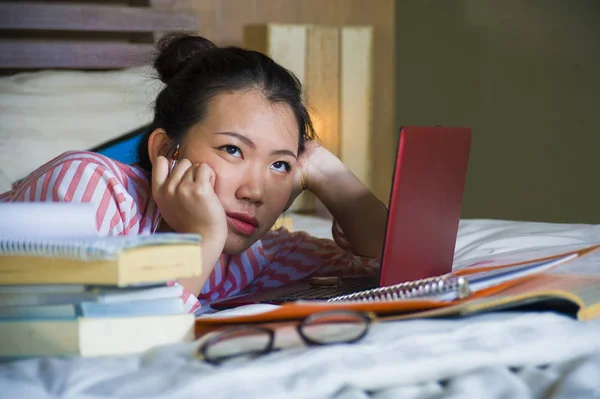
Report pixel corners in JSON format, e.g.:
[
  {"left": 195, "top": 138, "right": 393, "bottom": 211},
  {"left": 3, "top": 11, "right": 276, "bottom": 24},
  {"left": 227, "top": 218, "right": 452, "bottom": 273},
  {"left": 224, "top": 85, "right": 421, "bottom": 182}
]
[
  {"left": 301, "top": 312, "right": 369, "bottom": 344},
  {"left": 203, "top": 327, "right": 272, "bottom": 362}
]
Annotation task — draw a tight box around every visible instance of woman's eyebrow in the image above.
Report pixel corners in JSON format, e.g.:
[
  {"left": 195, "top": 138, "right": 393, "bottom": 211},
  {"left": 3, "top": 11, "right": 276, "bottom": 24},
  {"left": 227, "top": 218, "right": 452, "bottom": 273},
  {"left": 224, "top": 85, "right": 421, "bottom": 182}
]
[
  {"left": 215, "top": 131, "right": 297, "bottom": 159},
  {"left": 215, "top": 131, "right": 255, "bottom": 148},
  {"left": 270, "top": 149, "right": 297, "bottom": 159}
]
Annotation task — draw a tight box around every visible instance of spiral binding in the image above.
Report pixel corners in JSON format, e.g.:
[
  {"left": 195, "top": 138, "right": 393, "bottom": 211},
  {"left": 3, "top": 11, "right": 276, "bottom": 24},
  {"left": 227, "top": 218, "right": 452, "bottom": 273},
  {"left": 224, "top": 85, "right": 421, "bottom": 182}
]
[
  {"left": 0, "top": 237, "right": 104, "bottom": 261},
  {"left": 327, "top": 274, "right": 471, "bottom": 303},
  {"left": 0, "top": 233, "right": 202, "bottom": 262}
]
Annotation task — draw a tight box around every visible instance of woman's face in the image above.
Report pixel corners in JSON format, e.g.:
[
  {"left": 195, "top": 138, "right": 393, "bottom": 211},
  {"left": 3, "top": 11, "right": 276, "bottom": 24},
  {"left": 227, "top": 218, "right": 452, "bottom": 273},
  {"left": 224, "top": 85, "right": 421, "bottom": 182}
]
[{"left": 180, "top": 89, "right": 299, "bottom": 255}]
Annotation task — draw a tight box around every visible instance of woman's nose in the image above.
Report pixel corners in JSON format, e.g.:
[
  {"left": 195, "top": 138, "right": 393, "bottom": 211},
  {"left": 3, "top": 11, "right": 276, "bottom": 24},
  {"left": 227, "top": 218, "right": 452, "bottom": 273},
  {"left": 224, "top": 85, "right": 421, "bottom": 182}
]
[{"left": 235, "top": 165, "right": 265, "bottom": 205}]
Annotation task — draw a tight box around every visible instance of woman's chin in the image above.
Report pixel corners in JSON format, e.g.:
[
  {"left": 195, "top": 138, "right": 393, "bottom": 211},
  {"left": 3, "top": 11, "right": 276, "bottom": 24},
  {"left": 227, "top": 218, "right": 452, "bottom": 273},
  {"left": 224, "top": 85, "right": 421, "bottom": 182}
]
[
  {"left": 222, "top": 234, "right": 258, "bottom": 255},
  {"left": 221, "top": 218, "right": 280, "bottom": 255}
]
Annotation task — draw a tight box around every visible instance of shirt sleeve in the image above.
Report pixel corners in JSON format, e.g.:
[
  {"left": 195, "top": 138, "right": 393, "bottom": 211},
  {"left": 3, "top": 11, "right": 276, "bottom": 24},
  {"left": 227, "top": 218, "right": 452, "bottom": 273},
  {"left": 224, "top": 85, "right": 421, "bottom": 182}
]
[{"left": 2, "top": 151, "right": 139, "bottom": 236}]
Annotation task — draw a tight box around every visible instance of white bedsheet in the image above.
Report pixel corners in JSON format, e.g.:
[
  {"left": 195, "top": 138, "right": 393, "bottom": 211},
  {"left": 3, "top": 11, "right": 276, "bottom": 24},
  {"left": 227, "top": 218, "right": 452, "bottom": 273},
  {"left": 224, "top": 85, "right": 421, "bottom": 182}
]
[
  {"left": 286, "top": 213, "right": 600, "bottom": 259},
  {"left": 1, "top": 218, "right": 599, "bottom": 399},
  {"left": 2, "top": 312, "right": 600, "bottom": 399}
]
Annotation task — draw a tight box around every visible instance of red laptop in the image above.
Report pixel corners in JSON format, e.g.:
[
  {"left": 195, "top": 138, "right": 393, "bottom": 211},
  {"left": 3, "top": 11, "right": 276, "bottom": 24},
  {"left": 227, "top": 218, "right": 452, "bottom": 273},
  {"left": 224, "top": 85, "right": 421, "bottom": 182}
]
[{"left": 210, "top": 126, "right": 472, "bottom": 308}]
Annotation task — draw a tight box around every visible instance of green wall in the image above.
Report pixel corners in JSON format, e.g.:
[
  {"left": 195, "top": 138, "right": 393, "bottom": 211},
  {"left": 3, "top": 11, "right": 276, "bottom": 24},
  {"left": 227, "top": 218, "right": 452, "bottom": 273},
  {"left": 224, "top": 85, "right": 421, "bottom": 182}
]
[{"left": 395, "top": 0, "right": 600, "bottom": 223}]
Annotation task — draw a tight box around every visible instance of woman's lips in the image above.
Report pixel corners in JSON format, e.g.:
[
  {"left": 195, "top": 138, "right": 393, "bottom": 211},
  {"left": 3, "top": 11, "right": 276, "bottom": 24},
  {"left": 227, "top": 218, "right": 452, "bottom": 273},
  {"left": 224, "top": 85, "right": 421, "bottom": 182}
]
[{"left": 226, "top": 212, "right": 259, "bottom": 236}]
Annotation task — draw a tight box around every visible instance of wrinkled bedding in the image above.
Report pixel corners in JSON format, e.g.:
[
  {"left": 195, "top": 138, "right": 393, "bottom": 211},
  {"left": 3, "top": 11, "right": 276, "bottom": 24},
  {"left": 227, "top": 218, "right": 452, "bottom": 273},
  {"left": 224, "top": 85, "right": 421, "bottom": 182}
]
[{"left": 1, "top": 217, "right": 599, "bottom": 399}]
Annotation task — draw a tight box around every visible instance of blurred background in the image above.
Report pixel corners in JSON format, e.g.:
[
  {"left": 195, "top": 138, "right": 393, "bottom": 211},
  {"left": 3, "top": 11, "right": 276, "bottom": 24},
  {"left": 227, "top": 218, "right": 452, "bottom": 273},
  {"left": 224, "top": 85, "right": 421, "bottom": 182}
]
[{"left": 131, "top": 0, "right": 600, "bottom": 224}]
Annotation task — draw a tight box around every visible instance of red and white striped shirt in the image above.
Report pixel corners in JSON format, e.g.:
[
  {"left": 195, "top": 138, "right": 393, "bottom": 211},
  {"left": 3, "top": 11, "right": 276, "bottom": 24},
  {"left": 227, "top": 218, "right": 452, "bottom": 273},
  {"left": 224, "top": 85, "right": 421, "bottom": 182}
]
[{"left": 1, "top": 151, "right": 379, "bottom": 313}]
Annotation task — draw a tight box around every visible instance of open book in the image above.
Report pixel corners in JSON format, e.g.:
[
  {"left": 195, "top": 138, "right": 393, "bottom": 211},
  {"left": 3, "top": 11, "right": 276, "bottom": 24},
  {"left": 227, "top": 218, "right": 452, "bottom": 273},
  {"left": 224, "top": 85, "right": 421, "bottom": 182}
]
[{"left": 195, "top": 243, "right": 600, "bottom": 333}]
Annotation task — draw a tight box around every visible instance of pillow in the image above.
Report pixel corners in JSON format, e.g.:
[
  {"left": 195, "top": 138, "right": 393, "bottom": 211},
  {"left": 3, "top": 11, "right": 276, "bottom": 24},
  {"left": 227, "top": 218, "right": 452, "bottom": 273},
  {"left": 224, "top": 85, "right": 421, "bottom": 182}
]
[
  {"left": 0, "top": 66, "right": 163, "bottom": 192},
  {"left": 90, "top": 124, "right": 149, "bottom": 165}
]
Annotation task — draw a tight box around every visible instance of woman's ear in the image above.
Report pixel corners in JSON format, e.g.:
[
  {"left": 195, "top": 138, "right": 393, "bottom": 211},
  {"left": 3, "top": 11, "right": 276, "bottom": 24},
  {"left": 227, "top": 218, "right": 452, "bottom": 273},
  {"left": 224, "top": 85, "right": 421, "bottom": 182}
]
[{"left": 147, "top": 128, "right": 170, "bottom": 166}]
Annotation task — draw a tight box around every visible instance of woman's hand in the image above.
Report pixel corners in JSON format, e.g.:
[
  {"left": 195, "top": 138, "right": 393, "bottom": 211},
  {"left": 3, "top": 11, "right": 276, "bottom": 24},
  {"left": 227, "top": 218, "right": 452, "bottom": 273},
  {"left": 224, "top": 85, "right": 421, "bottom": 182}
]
[
  {"left": 286, "top": 140, "right": 388, "bottom": 259},
  {"left": 285, "top": 140, "right": 341, "bottom": 210},
  {"left": 152, "top": 156, "right": 228, "bottom": 296},
  {"left": 152, "top": 156, "right": 227, "bottom": 243}
]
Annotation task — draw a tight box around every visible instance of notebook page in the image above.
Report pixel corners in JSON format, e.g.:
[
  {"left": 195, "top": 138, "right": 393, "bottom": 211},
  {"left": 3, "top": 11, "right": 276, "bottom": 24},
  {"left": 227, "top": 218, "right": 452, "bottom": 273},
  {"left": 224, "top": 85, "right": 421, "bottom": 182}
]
[
  {"left": 453, "top": 243, "right": 599, "bottom": 271},
  {"left": 549, "top": 246, "right": 600, "bottom": 276},
  {"left": 199, "top": 304, "right": 281, "bottom": 319},
  {"left": 0, "top": 203, "right": 98, "bottom": 237},
  {"left": 465, "top": 254, "right": 579, "bottom": 292}
]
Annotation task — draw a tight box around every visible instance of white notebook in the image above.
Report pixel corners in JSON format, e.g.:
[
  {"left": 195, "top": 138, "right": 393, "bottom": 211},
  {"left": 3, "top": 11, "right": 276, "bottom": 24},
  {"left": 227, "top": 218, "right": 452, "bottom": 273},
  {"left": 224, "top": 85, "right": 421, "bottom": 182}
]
[
  {"left": 0, "top": 202, "right": 98, "bottom": 237},
  {"left": 0, "top": 233, "right": 201, "bottom": 261}
]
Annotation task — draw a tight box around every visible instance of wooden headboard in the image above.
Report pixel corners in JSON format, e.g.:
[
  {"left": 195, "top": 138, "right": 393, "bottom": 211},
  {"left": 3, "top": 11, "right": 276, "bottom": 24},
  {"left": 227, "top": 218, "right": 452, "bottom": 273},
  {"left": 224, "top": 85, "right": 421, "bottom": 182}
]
[{"left": 0, "top": 1, "right": 200, "bottom": 71}]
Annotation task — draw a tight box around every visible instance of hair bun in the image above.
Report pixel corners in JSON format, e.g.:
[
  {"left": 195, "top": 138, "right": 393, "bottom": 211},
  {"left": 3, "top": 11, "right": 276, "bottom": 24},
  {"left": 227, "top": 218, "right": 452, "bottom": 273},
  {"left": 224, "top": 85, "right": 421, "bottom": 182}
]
[{"left": 153, "top": 33, "right": 216, "bottom": 84}]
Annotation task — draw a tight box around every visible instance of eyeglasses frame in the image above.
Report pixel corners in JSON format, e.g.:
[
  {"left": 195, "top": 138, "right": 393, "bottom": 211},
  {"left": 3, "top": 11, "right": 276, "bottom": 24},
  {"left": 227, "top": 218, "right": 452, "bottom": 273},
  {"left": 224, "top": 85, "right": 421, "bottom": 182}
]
[{"left": 197, "top": 310, "right": 377, "bottom": 365}]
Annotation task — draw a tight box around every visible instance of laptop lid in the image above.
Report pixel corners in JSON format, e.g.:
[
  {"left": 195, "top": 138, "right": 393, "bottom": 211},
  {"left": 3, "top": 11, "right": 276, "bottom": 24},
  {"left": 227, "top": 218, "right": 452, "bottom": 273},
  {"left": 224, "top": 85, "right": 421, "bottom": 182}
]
[{"left": 378, "top": 126, "right": 471, "bottom": 286}]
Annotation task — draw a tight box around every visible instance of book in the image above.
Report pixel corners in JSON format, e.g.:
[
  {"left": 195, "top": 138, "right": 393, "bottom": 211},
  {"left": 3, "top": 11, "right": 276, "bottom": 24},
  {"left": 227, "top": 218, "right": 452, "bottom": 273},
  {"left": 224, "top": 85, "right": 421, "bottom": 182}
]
[
  {"left": 195, "top": 243, "right": 600, "bottom": 334},
  {"left": 0, "top": 313, "right": 195, "bottom": 357},
  {"left": 0, "top": 297, "right": 185, "bottom": 320},
  {"left": 0, "top": 233, "right": 203, "bottom": 286},
  {"left": 0, "top": 283, "right": 185, "bottom": 319},
  {"left": 392, "top": 272, "right": 600, "bottom": 322},
  {"left": 0, "top": 283, "right": 183, "bottom": 306}
]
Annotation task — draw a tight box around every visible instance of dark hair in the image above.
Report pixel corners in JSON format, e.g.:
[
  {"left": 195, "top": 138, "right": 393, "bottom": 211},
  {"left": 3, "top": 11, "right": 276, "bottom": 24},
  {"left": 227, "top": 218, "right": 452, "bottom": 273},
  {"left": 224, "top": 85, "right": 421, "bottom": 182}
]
[{"left": 137, "top": 33, "right": 316, "bottom": 171}]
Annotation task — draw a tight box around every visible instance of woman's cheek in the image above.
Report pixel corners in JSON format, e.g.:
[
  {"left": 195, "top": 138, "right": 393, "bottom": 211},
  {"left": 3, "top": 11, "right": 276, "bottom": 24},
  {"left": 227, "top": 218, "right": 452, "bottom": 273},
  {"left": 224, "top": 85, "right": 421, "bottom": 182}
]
[
  {"left": 211, "top": 160, "right": 239, "bottom": 197},
  {"left": 267, "top": 179, "right": 293, "bottom": 209}
]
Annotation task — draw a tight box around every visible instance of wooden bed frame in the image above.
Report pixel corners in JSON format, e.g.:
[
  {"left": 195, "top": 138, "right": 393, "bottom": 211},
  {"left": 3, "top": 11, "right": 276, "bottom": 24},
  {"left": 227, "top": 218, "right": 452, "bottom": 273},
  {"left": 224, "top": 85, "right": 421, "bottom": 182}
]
[{"left": 0, "top": 1, "right": 200, "bottom": 70}]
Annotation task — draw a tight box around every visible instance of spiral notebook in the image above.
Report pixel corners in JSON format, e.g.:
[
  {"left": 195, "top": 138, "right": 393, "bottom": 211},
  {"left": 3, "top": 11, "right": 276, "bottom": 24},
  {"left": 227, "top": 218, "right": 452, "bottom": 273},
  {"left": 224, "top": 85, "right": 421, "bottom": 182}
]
[
  {"left": 326, "top": 252, "right": 580, "bottom": 303},
  {"left": 0, "top": 233, "right": 203, "bottom": 286}
]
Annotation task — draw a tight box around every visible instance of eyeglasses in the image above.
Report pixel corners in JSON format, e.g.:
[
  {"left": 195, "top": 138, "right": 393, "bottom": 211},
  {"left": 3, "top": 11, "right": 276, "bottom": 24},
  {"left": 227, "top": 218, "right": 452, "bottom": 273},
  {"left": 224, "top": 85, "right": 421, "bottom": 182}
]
[{"left": 196, "top": 310, "right": 376, "bottom": 365}]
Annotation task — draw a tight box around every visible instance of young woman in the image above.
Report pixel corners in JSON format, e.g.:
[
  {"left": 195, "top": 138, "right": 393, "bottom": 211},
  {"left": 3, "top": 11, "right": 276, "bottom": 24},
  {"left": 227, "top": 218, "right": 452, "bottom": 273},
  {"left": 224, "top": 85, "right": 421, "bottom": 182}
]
[{"left": 0, "top": 33, "right": 388, "bottom": 312}]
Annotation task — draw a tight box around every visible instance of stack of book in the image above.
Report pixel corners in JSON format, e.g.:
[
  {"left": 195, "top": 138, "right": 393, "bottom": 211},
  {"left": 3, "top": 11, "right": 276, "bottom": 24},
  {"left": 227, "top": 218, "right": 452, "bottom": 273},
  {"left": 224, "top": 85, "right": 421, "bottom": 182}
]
[{"left": 0, "top": 230, "right": 203, "bottom": 358}]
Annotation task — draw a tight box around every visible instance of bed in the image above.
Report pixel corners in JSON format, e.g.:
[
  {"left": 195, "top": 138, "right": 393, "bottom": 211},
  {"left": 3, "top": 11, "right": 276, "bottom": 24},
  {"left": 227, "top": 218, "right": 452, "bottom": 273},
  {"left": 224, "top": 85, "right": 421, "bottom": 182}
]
[{"left": 1, "top": 2, "right": 600, "bottom": 399}]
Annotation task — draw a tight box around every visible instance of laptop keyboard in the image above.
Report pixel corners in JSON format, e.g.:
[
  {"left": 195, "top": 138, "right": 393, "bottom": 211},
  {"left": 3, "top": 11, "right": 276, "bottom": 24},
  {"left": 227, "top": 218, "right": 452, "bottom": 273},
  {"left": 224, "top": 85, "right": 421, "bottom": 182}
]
[{"left": 264, "top": 277, "right": 379, "bottom": 302}]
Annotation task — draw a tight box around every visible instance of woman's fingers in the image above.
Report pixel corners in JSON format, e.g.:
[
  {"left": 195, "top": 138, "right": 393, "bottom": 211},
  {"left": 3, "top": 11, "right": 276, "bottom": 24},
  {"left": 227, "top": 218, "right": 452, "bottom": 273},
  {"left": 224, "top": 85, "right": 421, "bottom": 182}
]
[
  {"left": 182, "top": 163, "right": 215, "bottom": 197},
  {"left": 193, "top": 163, "right": 217, "bottom": 188},
  {"left": 166, "top": 159, "right": 192, "bottom": 193},
  {"left": 180, "top": 161, "right": 197, "bottom": 184},
  {"left": 170, "top": 158, "right": 192, "bottom": 181},
  {"left": 152, "top": 156, "right": 169, "bottom": 196}
]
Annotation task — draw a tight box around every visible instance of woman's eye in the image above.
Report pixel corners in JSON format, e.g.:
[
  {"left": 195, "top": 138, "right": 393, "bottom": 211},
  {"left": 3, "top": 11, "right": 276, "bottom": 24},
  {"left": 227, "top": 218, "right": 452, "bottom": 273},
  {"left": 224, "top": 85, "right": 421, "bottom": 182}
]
[
  {"left": 221, "top": 145, "right": 242, "bottom": 158},
  {"left": 271, "top": 161, "right": 291, "bottom": 173}
]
